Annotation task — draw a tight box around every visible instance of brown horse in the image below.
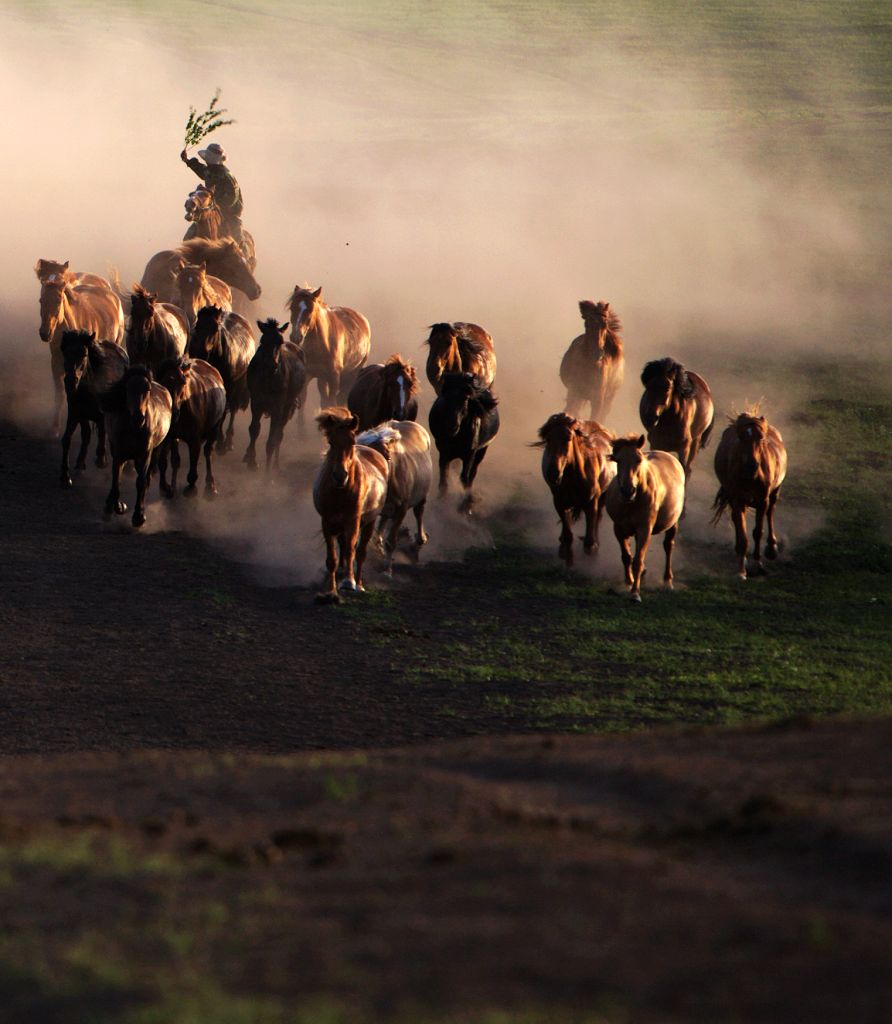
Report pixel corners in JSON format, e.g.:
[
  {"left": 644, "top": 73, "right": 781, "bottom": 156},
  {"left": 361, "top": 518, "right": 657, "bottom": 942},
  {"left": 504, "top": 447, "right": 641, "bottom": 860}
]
[
  {"left": 347, "top": 355, "right": 419, "bottom": 430},
  {"left": 182, "top": 186, "right": 257, "bottom": 270},
  {"left": 244, "top": 319, "right": 307, "bottom": 472},
  {"left": 176, "top": 262, "right": 232, "bottom": 326},
  {"left": 313, "top": 408, "right": 389, "bottom": 601},
  {"left": 37, "top": 275, "right": 125, "bottom": 433},
  {"left": 287, "top": 285, "right": 371, "bottom": 408},
  {"left": 103, "top": 366, "right": 173, "bottom": 529},
  {"left": 157, "top": 357, "right": 227, "bottom": 498},
  {"left": 604, "top": 435, "right": 686, "bottom": 601},
  {"left": 533, "top": 413, "right": 616, "bottom": 566},
  {"left": 712, "top": 409, "right": 788, "bottom": 579},
  {"left": 424, "top": 322, "right": 496, "bottom": 394},
  {"left": 126, "top": 284, "right": 189, "bottom": 373},
  {"left": 356, "top": 420, "right": 433, "bottom": 574},
  {"left": 560, "top": 300, "right": 624, "bottom": 421},
  {"left": 639, "top": 358, "right": 715, "bottom": 479},
  {"left": 140, "top": 238, "right": 261, "bottom": 307},
  {"left": 35, "top": 258, "right": 113, "bottom": 292}
]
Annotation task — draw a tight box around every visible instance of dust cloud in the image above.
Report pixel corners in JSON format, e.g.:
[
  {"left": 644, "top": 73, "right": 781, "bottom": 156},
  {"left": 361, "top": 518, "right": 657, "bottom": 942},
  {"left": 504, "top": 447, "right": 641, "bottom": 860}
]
[{"left": 1, "top": 1, "right": 885, "bottom": 585}]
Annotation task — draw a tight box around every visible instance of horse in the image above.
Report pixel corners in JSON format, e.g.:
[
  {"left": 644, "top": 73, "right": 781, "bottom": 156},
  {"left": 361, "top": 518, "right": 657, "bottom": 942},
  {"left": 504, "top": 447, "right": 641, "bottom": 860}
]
[
  {"left": 286, "top": 285, "right": 371, "bottom": 408},
  {"left": 533, "top": 413, "right": 616, "bottom": 566},
  {"left": 182, "top": 186, "right": 257, "bottom": 270},
  {"left": 126, "top": 284, "right": 189, "bottom": 373},
  {"left": 559, "top": 300, "right": 624, "bottom": 421},
  {"left": 156, "top": 357, "right": 227, "bottom": 498},
  {"left": 35, "top": 258, "right": 114, "bottom": 292},
  {"left": 188, "top": 306, "right": 256, "bottom": 453},
  {"left": 59, "top": 330, "right": 129, "bottom": 488},
  {"left": 428, "top": 372, "right": 500, "bottom": 512},
  {"left": 37, "top": 275, "right": 125, "bottom": 433},
  {"left": 102, "top": 366, "right": 172, "bottom": 528},
  {"left": 139, "top": 238, "right": 261, "bottom": 307},
  {"left": 424, "top": 322, "right": 496, "bottom": 395},
  {"left": 313, "top": 408, "right": 389, "bottom": 602},
  {"left": 604, "top": 434, "right": 686, "bottom": 602},
  {"left": 347, "top": 355, "right": 419, "bottom": 430},
  {"left": 639, "top": 358, "right": 715, "bottom": 479},
  {"left": 175, "top": 261, "right": 232, "bottom": 327},
  {"left": 243, "top": 319, "right": 306, "bottom": 471},
  {"left": 711, "top": 409, "right": 788, "bottom": 579},
  {"left": 356, "top": 420, "right": 433, "bottom": 574}
]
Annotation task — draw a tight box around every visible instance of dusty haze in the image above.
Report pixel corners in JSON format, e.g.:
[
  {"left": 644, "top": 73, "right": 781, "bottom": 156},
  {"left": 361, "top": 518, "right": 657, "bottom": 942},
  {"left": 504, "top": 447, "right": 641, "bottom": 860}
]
[{"left": 2, "top": 1, "right": 886, "bottom": 582}]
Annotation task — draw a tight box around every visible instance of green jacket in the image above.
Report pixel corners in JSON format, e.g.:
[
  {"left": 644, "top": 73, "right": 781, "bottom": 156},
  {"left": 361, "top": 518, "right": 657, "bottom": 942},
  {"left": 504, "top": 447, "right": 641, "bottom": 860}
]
[{"left": 185, "top": 158, "right": 243, "bottom": 218}]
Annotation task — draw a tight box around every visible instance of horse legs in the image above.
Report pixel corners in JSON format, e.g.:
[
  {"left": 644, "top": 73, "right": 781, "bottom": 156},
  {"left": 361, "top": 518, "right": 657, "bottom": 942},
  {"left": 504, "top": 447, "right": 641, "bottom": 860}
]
[
  {"left": 243, "top": 404, "right": 262, "bottom": 470},
  {"left": 266, "top": 413, "right": 285, "bottom": 473},
  {"left": 222, "top": 406, "right": 237, "bottom": 454},
  {"left": 204, "top": 434, "right": 218, "bottom": 497},
  {"left": 383, "top": 506, "right": 409, "bottom": 576},
  {"left": 556, "top": 505, "right": 574, "bottom": 566},
  {"left": 751, "top": 498, "right": 768, "bottom": 575},
  {"left": 95, "top": 417, "right": 108, "bottom": 469},
  {"left": 459, "top": 446, "right": 488, "bottom": 513},
  {"left": 59, "top": 410, "right": 79, "bottom": 488},
  {"left": 663, "top": 524, "right": 678, "bottom": 590},
  {"left": 765, "top": 489, "right": 780, "bottom": 560},
  {"left": 132, "top": 455, "right": 150, "bottom": 528},
  {"left": 582, "top": 498, "right": 598, "bottom": 556},
  {"left": 355, "top": 519, "right": 378, "bottom": 591},
  {"left": 630, "top": 527, "right": 653, "bottom": 602},
  {"left": 183, "top": 439, "right": 200, "bottom": 496},
  {"left": 413, "top": 499, "right": 428, "bottom": 551},
  {"left": 732, "top": 504, "right": 749, "bottom": 579},
  {"left": 321, "top": 530, "right": 338, "bottom": 599},
  {"left": 438, "top": 454, "right": 450, "bottom": 498},
  {"left": 614, "top": 524, "right": 633, "bottom": 588},
  {"left": 338, "top": 517, "right": 361, "bottom": 592},
  {"left": 74, "top": 420, "right": 92, "bottom": 473},
  {"left": 104, "top": 457, "right": 127, "bottom": 517}
]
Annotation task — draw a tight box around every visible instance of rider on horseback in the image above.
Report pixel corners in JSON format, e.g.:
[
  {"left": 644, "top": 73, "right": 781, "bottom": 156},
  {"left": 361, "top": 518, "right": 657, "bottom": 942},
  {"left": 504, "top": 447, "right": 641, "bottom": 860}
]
[{"left": 180, "top": 142, "right": 244, "bottom": 242}]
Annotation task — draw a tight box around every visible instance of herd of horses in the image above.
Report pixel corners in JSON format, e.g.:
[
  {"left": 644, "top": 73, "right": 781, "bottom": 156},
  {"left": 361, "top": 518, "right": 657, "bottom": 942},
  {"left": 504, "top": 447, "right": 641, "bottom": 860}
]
[{"left": 33, "top": 187, "right": 788, "bottom": 602}]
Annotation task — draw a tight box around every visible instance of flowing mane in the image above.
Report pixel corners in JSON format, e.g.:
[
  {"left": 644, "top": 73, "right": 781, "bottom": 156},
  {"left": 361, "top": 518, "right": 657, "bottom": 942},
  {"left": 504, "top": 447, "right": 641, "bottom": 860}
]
[
  {"left": 177, "top": 237, "right": 240, "bottom": 261},
  {"left": 641, "top": 357, "right": 695, "bottom": 399}
]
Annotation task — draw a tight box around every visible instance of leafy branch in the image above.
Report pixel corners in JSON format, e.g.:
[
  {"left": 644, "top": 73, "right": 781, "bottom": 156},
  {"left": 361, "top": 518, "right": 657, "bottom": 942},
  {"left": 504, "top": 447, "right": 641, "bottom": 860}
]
[{"left": 184, "top": 89, "right": 235, "bottom": 148}]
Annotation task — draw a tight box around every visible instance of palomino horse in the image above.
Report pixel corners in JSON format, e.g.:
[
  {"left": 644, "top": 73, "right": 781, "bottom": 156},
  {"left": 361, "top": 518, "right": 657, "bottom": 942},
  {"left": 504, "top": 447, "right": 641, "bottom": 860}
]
[
  {"left": 140, "top": 238, "right": 261, "bottom": 307},
  {"left": 712, "top": 409, "right": 788, "bottom": 579},
  {"left": 356, "top": 420, "right": 433, "bottom": 574},
  {"left": 533, "top": 413, "right": 616, "bottom": 566},
  {"left": 176, "top": 262, "right": 232, "bottom": 327},
  {"left": 428, "top": 372, "right": 500, "bottom": 512},
  {"left": 59, "top": 330, "right": 129, "bottom": 488},
  {"left": 424, "top": 322, "right": 496, "bottom": 395},
  {"left": 182, "top": 186, "right": 257, "bottom": 270},
  {"left": 188, "top": 306, "right": 256, "bottom": 453},
  {"left": 313, "top": 408, "right": 389, "bottom": 601},
  {"left": 244, "top": 319, "right": 307, "bottom": 472},
  {"left": 287, "top": 285, "right": 371, "bottom": 408},
  {"left": 126, "top": 284, "right": 189, "bottom": 373},
  {"left": 103, "top": 366, "right": 172, "bottom": 529},
  {"left": 604, "top": 435, "right": 686, "bottom": 602},
  {"left": 560, "top": 300, "right": 624, "bottom": 421},
  {"left": 156, "top": 357, "right": 227, "bottom": 498},
  {"left": 347, "top": 355, "right": 419, "bottom": 430},
  {"left": 639, "top": 358, "right": 715, "bottom": 479},
  {"left": 37, "top": 275, "right": 125, "bottom": 433}
]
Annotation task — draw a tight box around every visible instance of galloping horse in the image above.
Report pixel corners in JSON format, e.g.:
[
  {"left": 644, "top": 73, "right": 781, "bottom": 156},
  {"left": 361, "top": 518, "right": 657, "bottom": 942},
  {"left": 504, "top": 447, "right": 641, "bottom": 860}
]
[
  {"left": 140, "top": 238, "right": 261, "bottom": 307},
  {"left": 183, "top": 185, "right": 257, "bottom": 270},
  {"left": 286, "top": 285, "right": 371, "bottom": 408},
  {"left": 533, "top": 413, "right": 616, "bottom": 566},
  {"left": 37, "top": 274, "right": 125, "bottom": 433},
  {"left": 313, "top": 408, "right": 389, "bottom": 602},
  {"left": 639, "top": 358, "right": 715, "bottom": 479},
  {"left": 424, "top": 322, "right": 496, "bottom": 395},
  {"left": 604, "top": 435, "right": 686, "bottom": 602},
  {"left": 244, "top": 319, "right": 307, "bottom": 471},
  {"left": 347, "top": 355, "right": 419, "bottom": 430},
  {"left": 560, "top": 300, "right": 624, "bottom": 421},
  {"left": 176, "top": 261, "right": 232, "bottom": 327},
  {"left": 712, "top": 409, "right": 788, "bottom": 579},
  {"left": 126, "top": 284, "right": 189, "bottom": 373}
]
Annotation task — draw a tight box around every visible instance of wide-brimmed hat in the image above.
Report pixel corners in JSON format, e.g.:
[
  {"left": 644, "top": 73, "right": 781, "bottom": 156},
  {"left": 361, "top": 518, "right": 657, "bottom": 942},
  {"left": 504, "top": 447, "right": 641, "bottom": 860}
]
[{"left": 198, "top": 142, "right": 226, "bottom": 164}]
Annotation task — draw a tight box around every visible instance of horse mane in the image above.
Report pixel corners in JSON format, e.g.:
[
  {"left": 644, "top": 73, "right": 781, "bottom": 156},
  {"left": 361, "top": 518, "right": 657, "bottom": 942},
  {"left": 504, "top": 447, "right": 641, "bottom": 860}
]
[
  {"left": 178, "top": 237, "right": 237, "bottom": 260},
  {"left": 383, "top": 354, "right": 418, "bottom": 394},
  {"left": 640, "top": 357, "right": 694, "bottom": 398},
  {"left": 611, "top": 433, "right": 647, "bottom": 453},
  {"left": 579, "top": 300, "right": 622, "bottom": 337},
  {"left": 726, "top": 401, "right": 764, "bottom": 424},
  {"left": 356, "top": 425, "right": 402, "bottom": 459},
  {"left": 316, "top": 406, "right": 358, "bottom": 437}
]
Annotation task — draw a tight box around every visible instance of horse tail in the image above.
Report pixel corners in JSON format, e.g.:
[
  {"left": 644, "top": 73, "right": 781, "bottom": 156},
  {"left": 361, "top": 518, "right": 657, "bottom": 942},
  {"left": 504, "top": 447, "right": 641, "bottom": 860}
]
[
  {"left": 107, "top": 265, "right": 128, "bottom": 301},
  {"left": 710, "top": 486, "right": 729, "bottom": 526},
  {"left": 700, "top": 409, "right": 716, "bottom": 450}
]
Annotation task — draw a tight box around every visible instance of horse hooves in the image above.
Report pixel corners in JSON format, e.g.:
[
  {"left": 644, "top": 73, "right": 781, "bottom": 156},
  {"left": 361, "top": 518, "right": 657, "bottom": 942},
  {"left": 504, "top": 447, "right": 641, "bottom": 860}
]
[
  {"left": 183, "top": 485, "right": 198, "bottom": 498},
  {"left": 205, "top": 487, "right": 218, "bottom": 500},
  {"left": 338, "top": 580, "right": 358, "bottom": 593},
  {"left": 132, "top": 512, "right": 146, "bottom": 529},
  {"left": 765, "top": 547, "right": 778, "bottom": 561},
  {"left": 750, "top": 562, "right": 767, "bottom": 576},
  {"left": 315, "top": 592, "right": 342, "bottom": 606},
  {"left": 116, "top": 502, "right": 128, "bottom": 515},
  {"left": 60, "top": 476, "right": 73, "bottom": 490},
  {"left": 161, "top": 486, "right": 174, "bottom": 500},
  {"left": 630, "top": 592, "right": 642, "bottom": 603}
]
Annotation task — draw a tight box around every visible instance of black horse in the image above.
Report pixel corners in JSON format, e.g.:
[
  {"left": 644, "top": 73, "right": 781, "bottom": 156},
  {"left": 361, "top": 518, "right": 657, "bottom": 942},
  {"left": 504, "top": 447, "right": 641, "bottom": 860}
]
[{"left": 244, "top": 319, "right": 307, "bottom": 471}]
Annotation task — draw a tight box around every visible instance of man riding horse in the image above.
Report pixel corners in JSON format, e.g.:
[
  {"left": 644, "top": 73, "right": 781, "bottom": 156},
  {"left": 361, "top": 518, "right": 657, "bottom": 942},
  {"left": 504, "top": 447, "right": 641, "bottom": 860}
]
[{"left": 180, "top": 141, "right": 244, "bottom": 243}]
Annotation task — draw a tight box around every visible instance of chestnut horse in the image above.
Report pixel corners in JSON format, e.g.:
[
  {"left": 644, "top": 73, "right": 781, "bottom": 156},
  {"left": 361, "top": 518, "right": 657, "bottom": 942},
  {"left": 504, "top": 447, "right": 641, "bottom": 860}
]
[
  {"left": 347, "top": 354, "right": 419, "bottom": 430},
  {"left": 356, "top": 420, "right": 433, "bottom": 574},
  {"left": 103, "top": 366, "right": 172, "bottom": 529},
  {"left": 712, "top": 410, "right": 788, "bottom": 579},
  {"left": 560, "top": 300, "right": 624, "bottom": 421},
  {"left": 287, "top": 285, "right": 371, "bottom": 408},
  {"left": 533, "top": 413, "right": 616, "bottom": 566},
  {"left": 639, "top": 358, "right": 715, "bottom": 479},
  {"left": 424, "top": 322, "right": 496, "bottom": 395},
  {"left": 126, "top": 284, "right": 189, "bottom": 373},
  {"left": 176, "top": 261, "right": 232, "bottom": 327},
  {"left": 157, "top": 357, "right": 227, "bottom": 498},
  {"left": 183, "top": 185, "right": 257, "bottom": 270},
  {"left": 244, "top": 319, "right": 307, "bottom": 471},
  {"left": 37, "top": 275, "right": 125, "bottom": 433},
  {"left": 604, "top": 434, "right": 686, "bottom": 601},
  {"left": 140, "top": 238, "right": 261, "bottom": 307},
  {"left": 313, "top": 408, "right": 389, "bottom": 601},
  {"left": 35, "top": 258, "right": 113, "bottom": 292}
]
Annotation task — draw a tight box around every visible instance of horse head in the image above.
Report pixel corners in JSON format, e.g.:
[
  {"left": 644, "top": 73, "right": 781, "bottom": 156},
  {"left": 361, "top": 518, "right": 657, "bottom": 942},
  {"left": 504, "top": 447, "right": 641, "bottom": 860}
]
[
  {"left": 257, "top": 319, "right": 289, "bottom": 366},
  {"left": 191, "top": 305, "right": 227, "bottom": 358},
  {"left": 157, "top": 357, "right": 192, "bottom": 407},
  {"left": 640, "top": 357, "right": 688, "bottom": 428},
  {"left": 38, "top": 276, "right": 72, "bottom": 343},
  {"left": 184, "top": 185, "right": 216, "bottom": 223},
  {"left": 128, "top": 285, "right": 158, "bottom": 353},
  {"left": 382, "top": 354, "right": 418, "bottom": 420},
  {"left": 124, "top": 366, "right": 154, "bottom": 428},
  {"left": 214, "top": 240, "right": 261, "bottom": 300},
  {"left": 287, "top": 285, "right": 322, "bottom": 345},
  {"left": 60, "top": 329, "right": 96, "bottom": 395},
  {"left": 610, "top": 434, "right": 647, "bottom": 502},
  {"left": 316, "top": 406, "right": 359, "bottom": 488},
  {"left": 734, "top": 412, "right": 768, "bottom": 476},
  {"left": 535, "top": 412, "right": 587, "bottom": 487},
  {"left": 35, "top": 258, "right": 70, "bottom": 285},
  {"left": 425, "top": 323, "right": 461, "bottom": 388},
  {"left": 438, "top": 372, "right": 491, "bottom": 438}
]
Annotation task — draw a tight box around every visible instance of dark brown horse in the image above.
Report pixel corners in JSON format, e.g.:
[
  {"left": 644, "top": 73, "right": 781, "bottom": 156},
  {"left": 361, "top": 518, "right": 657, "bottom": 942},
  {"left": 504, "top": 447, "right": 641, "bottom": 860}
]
[
  {"left": 188, "top": 306, "right": 256, "bottom": 453},
  {"left": 176, "top": 261, "right": 232, "bottom": 327},
  {"left": 347, "top": 354, "right": 419, "bottom": 430},
  {"left": 560, "top": 300, "right": 624, "bottom": 421},
  {"left": 286, "top": 285, "right": 371, "bottom": 408},
  {"left": 533, "top": 413, "right": 616, "bottom": 566},
  {"left": 182, "top": 185, "right": 257, "bottom": 269},
  {"left": 604, "top": 435, "right": 686, "bottom": 601},
  {"left": 126, "top": 284, "right": 189, "bottom": 372},
  {"left": 639, "top": 358, "right": 715, "bottom": 479},
  {"left": 244, "top": 319, "right": 307, "bottom": 471},
  {"left": 424, "top": 322, "right": 496, "bottom": 395},
  {"left": 140, "top": 238, "right": 261, "bottom": 307},
  {"left": 712, "top": 409, "right": 788, "bottom": 579},
  {"left": 103, "top": 366, "right": 172, "bottom": 528},
  {"left": 157, "top": 357, "right": 227, "bottom": 498},
  {"left": 313, "top": 408, "right": 389, "bottom": 601},
  {"left": 59, "top": 330, "right": 129, "bottom": 488}
]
